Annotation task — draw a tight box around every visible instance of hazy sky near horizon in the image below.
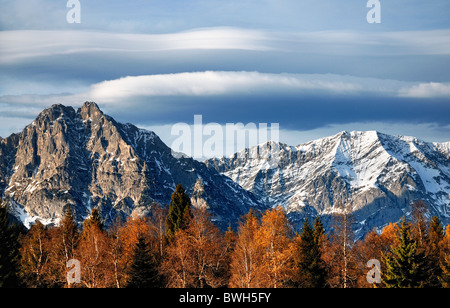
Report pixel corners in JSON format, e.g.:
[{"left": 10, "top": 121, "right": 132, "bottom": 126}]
[{"left": 0, "top": 0, "right": 449, "bottom": 149}]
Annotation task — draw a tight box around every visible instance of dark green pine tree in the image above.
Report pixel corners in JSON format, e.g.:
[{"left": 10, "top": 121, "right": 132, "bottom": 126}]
[
  {"left": 0, "top": 199, "right": 21, "bottom": 288},
  {"left": 425, "top": 216, "right": 445, "bottom": 288},
  {"left": 126, "top": 235, "right": 161, "bottom": 288},
  {"left": 313, "top": 216, "right": 325, "bottom": 246},
  {"left": 383, "top": 219, "right": 430, "bottom": 288},
  {"left": 165, "top": 184, "right": 192, "bottom": 240},
  {"left": 295, "top": 217, "right": 327, "bottom": 288}
]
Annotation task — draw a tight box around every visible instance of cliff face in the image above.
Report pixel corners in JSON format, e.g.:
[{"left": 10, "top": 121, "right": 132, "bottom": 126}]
[
  {"left": 1, "top": 102, "right": 264, "bottom": 229},
  {"left": 0, "top": 134, "right": 19, "bottom": 194}
]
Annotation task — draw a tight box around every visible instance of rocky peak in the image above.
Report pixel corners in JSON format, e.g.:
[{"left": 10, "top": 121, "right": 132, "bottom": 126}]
[
  {"left": 78, "top": 101, "right": 104, "bottom": 122},
  {"left": 1, "top": 102, "right": 265, "bottom": 230},
  {"left": 35, "top": 104, "right": 77, "bottom": 124},
  {"left": 191, "top": 178, "right": 209, "bottom": 210}
]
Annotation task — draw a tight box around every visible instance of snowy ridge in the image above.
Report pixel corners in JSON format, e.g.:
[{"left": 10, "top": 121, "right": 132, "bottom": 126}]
[{"left": 206, "top": 130, "right": 450, "bottom": 236}]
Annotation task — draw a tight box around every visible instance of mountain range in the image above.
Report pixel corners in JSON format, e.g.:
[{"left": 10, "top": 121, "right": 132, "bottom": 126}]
[
  {"left": 1, "top": 102, "right": 449, "bottom": 237},
  {"left": 0, "top": 102, "right": 264, "bottom": 230},
  {"left": 206, "top": 131, "right": 450, "bottom": 236}
]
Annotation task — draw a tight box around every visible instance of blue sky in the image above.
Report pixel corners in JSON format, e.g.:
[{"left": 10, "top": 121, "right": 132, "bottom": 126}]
[{"left": 0, "top": 0, "right": 449, "bottom": 151}]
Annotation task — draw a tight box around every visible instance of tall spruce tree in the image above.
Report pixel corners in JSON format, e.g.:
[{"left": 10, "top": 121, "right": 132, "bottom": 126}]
[
  {"left": 126, "top": 235, "right": 161, "bottom": 288},
  {"left": 383, "top": 219, "right": 430, "bottom": 288},
  {"left": 425, "top": 216, "right": 445, "bottom": 287},
  {"left": 165, "top": 184, "right": 192, "bottom": 240},
  {"left": 0, "top": 199, "right": 20, "bottom": 287},
  {"left": 313, "top": 216, "right": 326, "bottom": 247},
  {"left": 294, "top": 217, "right": 327, "bottom": 288}
]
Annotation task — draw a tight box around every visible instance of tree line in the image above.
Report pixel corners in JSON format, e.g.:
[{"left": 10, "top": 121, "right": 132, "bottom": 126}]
[{"left": 0, "top": 184, "right": 449, "bottom": 288}]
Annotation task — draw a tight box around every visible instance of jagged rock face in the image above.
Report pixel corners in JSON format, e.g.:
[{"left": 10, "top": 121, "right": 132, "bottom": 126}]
[
  {"left": 206, "top": 131, "right": 450, "bottom": 237},
  {"left": 0, "top": 134, "right": 19, "bottom": 194},
  {"left": 1, "top": 102, "right": 265, "bottom": 229}
]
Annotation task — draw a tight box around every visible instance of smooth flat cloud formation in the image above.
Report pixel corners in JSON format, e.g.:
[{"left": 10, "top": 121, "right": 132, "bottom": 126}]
[
  {"left": 2, "top": 28, "right": 450, "bottom": 64},
  {"left": 3, "top": 71, "right": 448, "bottom": 107},
  {"left": 88, "top": 72, "right": 450, "bottom": 102},
  {"left": 1, "top": 70, "right": 449, "bottom": 143},
  {"left": 1, "top": 25, "right": 449, "bottom": 145},
  {"left": 0, "top": 28, "right": 274, "bottom": 64},
  {"left": 88, "top": 72, "right": 367, "bottom": 101}
]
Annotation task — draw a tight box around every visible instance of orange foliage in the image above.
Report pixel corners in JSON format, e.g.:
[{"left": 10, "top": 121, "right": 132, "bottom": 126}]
[
  {"left": 229, "top": 208, "right": 294, "bottom": 288},
  {"left": 17, "top": 202, "right": 450, "bottom": 288},
  {"left": 162, "top": 208, "right": 229, "bottom": 288}
]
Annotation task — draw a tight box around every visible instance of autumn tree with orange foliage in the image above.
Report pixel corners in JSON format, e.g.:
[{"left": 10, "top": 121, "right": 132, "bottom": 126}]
[
  {"left": 76, "top": 208, "right": 111, "bottom": 288},
  {"left": 353, "top": 223, "right": 399, "bottom": 288},
  {"left": 106, "top": 217, "right": 127, "bottom": 288},
  {"left": 229, "top": 210, "right": 263, "bottom": 288},
  {"left": 325, "top": 204, "right": 358, "bottom": 288},
  {"left": 15, "top": 193, "right": 450, "bottom": 289},
  {"left": 19, "top": 220, "right": 51, "bottom": 288},
  {"left": 257, "top": 207, "right": 294, "bottom": 288},
  {"left": 162, "top": 208, "right": 229, "bottom": 288},
  {"left": 46, "top": 207, "right": 80, "bottom": 288},
  {"left": 441, "top": 226, "right": 450, "bottom": 287},
  {"left": 229, "top": 208, "right": 294, "bottom": 288},
  {"left": 118, "top": 215, "right": 155, "bottom": 284}
]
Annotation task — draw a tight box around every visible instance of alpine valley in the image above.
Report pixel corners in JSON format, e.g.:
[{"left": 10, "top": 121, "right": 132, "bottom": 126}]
[{"left": 1, "top": 102, "right": 449, "bottom": 238}]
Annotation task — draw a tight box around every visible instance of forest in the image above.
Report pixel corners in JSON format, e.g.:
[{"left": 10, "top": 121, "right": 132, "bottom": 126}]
[{"left": 0, "top": 184, "right": 449, "bottom": 288}]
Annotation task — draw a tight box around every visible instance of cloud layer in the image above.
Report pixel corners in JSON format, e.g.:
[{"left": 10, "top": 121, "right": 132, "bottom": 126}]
[
  {"left": 399, "top": 82, "right": 450, "bottom": 98},
  {"left": 0, "top": 28, "right": 275, "bottom": 64},
  {"left": 2, "top": 28, "right": 450, "bottom": 64},
  {"left": 1, "top": 71, "right": 449, "bottom": 142},
  {"left": 88, "top": 72, "right": 364, "bottom": 102},
  {"left": 3, "top": 71, "right": 449, "bottom": 111},
  {"left": 1, "top": 1, "right": 450, "bottom": 146},
  {"left": 87, "top": 71, "right": 450, "bottom": 103}
]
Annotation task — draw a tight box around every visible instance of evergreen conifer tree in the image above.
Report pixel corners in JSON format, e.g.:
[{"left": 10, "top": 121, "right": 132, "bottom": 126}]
[
  {"left": 0, "top": 199, "right": 20, "bottom": 287},
  {"left": 313, "top": 216, "right": 325, "bottom": 247},
  {"left": 294, "top": 217, "right": 327, "bottom": 288},
  {"left": 425, "top": 216, "right": 445, "bottom": 287},
  {"left": 126, "top": 235, "right": 161, "bottom": 288},
  {"left": 165, "top": 184, "right": 192, "bottom": 240},
  {"left": 383, "top": 219, "right": 430, "bottom": 288}
]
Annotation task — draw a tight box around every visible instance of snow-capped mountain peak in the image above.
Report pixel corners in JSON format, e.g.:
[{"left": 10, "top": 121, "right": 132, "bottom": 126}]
[{"left": 206, "top": 130, "right": 450, "bottom": 236}]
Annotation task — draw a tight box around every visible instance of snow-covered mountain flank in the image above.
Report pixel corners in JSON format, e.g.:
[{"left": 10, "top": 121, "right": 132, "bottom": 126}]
[{"left": 205, "top": 130, "right": 450, "bottom": 237}]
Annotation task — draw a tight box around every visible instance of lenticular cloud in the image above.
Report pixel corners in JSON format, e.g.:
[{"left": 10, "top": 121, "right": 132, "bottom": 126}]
[{"left": 88, "top": 71, "right": 371, "bottom": 103}]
